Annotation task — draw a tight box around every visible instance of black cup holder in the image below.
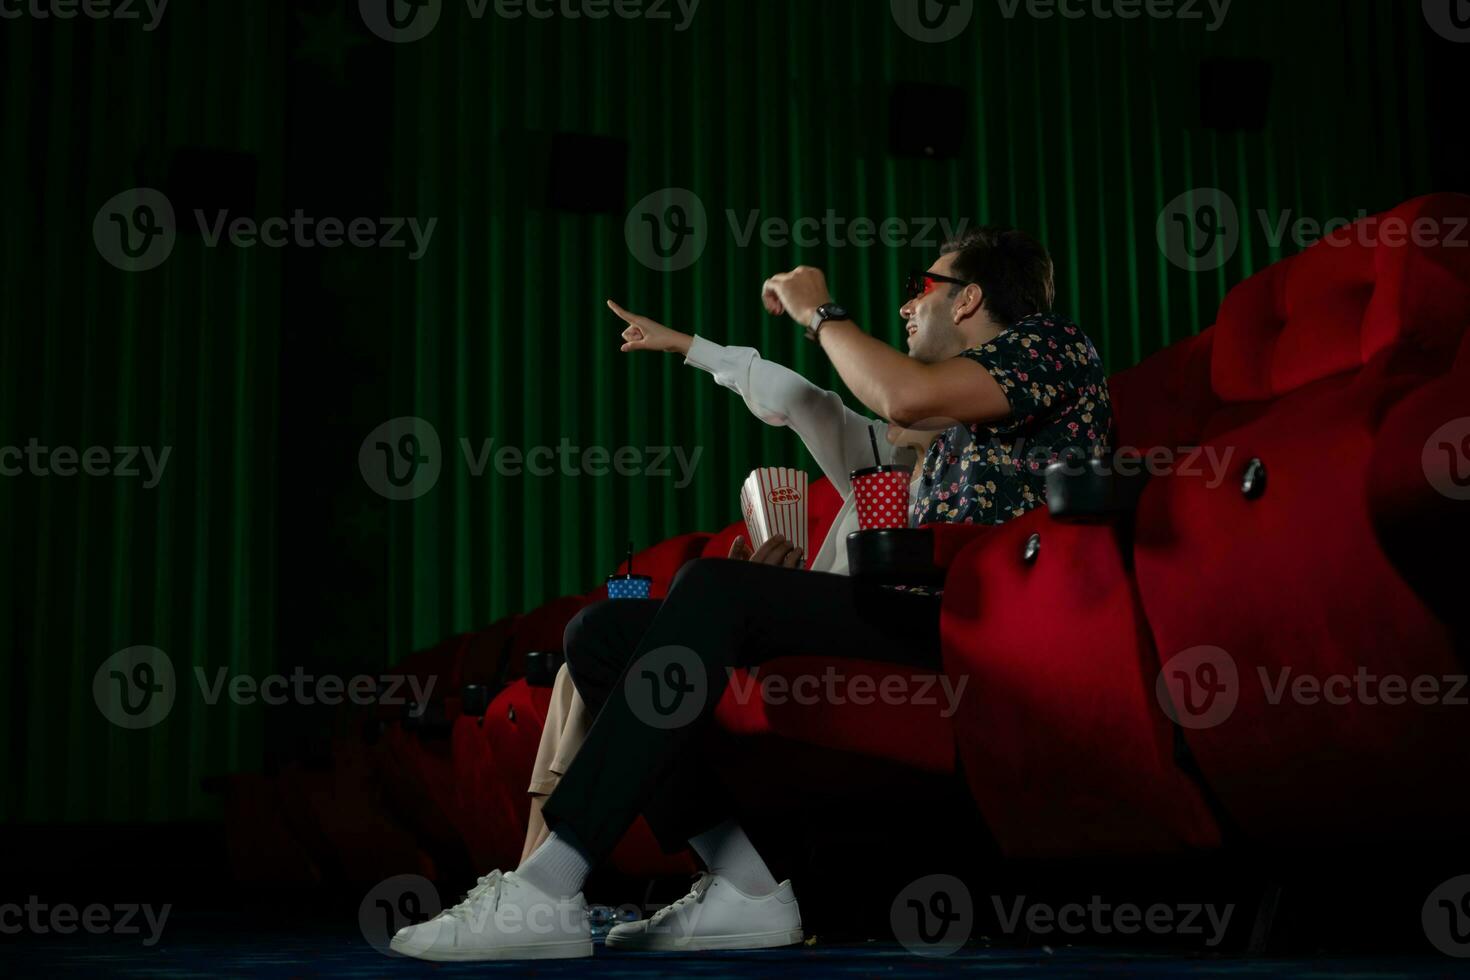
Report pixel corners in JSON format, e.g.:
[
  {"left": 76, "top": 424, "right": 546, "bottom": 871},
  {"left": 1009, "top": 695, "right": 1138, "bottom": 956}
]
[
  {"left": 846, "top": 528, "right": 943, "bottom": 586},
  {"left": 525, "top": 650, "right": 566, "bottom": 688}
]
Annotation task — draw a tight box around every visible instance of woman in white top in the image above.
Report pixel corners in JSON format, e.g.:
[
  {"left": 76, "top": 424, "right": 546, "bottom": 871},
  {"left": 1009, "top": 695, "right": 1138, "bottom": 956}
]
[{"left": 518, "top": 300, "right": 934, "bottom": 863}]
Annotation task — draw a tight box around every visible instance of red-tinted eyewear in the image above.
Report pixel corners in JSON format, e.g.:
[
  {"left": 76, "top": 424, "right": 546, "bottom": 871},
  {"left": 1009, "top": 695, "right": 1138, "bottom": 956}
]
[{"left": 906, "top": 270, "right": 974, "bottom": 301}]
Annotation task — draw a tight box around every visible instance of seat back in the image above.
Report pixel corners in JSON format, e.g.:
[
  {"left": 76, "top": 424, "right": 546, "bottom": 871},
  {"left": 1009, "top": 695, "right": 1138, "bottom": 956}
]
[
  {"left": 1108, "top": 326, "right": 1220, "bottom": 454},
  {"left": 1133, "top": 193, "right": 1470, "bottom": 846},
  {"left": 940, "top": 506, "right": 1221, "bottom": 857}
]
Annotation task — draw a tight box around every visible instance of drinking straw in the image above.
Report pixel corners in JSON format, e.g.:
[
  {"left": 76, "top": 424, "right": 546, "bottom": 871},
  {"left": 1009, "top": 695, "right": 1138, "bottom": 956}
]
[
  {"left": 868, "top": 425, "right": 882, "bottom": 468},
  {"left": 625, "top": 539, "right": 634, "bottom": 577}
]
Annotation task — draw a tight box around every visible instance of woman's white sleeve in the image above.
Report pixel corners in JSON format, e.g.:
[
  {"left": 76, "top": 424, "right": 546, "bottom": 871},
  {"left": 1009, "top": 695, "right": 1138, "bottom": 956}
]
[{"left": 684, "top": 334, "right": 911, "bottom": 496}]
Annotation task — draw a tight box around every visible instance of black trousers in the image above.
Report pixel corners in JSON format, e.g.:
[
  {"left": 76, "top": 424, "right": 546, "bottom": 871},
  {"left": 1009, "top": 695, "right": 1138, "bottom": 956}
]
[{"left": 540, "top": 557, "right": 944, "bottom": 862}]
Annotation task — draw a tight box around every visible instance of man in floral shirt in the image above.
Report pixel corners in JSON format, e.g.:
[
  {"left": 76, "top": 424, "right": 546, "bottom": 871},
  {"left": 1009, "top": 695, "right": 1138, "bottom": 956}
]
[
  {"left": 392, "top": 227, "right": 1114, "bottom": 963},
  {"left": 910, "top": 309, "right": 1111, "bottom": 525},
  {"left": 766, "top": 226, "right": 1111, "bottom": 528}
]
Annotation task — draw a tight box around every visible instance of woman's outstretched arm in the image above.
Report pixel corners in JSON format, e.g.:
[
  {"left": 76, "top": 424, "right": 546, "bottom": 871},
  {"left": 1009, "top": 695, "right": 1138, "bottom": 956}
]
[{"left": 607, "top": 300, "right": 913, "bottom": 496}]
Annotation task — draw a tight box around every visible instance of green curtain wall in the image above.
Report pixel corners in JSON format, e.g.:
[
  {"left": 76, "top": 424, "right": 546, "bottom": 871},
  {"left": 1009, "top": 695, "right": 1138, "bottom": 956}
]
[
  {"left": 384, "top": 0, "right": 1429, "bottom": 655},
  {"left": 1, "top": 6, "right": 283, "bottom": 822},
  {"left": 0, "top": 0, "right": 1432, "bottom": 823}
]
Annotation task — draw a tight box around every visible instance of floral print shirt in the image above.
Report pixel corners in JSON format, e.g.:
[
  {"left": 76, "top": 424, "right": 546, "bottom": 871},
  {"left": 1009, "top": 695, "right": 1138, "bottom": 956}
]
[{"left": 910, "top": 312, "right": 1112, "bottom": 527}]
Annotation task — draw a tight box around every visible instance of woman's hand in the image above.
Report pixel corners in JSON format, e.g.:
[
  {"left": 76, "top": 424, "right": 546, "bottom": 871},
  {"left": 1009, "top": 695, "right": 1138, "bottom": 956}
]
[
  {"left": 607, "top": 300, "right": 693, "bottom": 356},
  {"left": 727, "top": 533, "right": 804, "bottom": 569}
]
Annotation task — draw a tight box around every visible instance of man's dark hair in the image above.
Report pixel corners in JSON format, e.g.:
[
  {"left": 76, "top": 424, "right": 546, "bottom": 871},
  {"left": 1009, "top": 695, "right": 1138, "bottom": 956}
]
[{"left": 939, "top": 226, "right": 1055, "bottom": 326}]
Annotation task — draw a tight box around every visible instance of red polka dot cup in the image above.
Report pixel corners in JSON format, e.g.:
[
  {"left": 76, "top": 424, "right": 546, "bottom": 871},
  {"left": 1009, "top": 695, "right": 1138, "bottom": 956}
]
[{"left": 849, "top": 465, "right": 911, "bottom": 530}]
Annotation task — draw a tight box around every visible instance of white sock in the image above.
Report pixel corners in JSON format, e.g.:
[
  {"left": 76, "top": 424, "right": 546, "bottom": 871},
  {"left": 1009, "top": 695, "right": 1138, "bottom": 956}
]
[
  {"left": 515, "top": 829, "right": 592, "bottom": 899},
  {"left": 689, "top": 819, "right": 778, "bottom": 897}
]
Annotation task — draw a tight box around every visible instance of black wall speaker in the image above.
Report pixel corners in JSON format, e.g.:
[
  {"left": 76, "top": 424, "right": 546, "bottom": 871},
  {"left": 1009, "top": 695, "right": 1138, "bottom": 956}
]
[
  {"left": 1199, "top": 57, "right": 1274, "bottom": 132},
  {"left": 888, "top": 82, "right": 967, "bottom": 159},
  {"left": 164, "top": 146, "right": 259, "bottom": 230},
  {"left": 545, "top": 131, "right": 629, "bottom": 214}
]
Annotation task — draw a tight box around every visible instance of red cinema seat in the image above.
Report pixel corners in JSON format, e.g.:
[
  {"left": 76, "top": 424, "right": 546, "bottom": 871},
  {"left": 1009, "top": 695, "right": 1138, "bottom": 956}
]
[
  {"left": 702, "top": 520, "right": 746, "bottom": 559},
  {"left": 451, "top": 678, "right": 555, "bottom": 872},
  {"left": 271, "top": 738, "right": 441, "bottom": 886},
  {"left": 452, "top": 678, "right": 696, "bottom": 876},
  {"left": 1366, "top": 326, "right": 1470, "bottom": 625},
  {"left": 498, "top": 594, "right": 598, "bottom": 682},
  {"left": 938, "top": 329, "right": 1225, "bottom": 858},
  {"left": 714, "top": 655, "right": 957, "bottom": 779},
  {"left": 372, "top": 615, "right": 519, "bottom": 725},
  {"left": 806, "top": 475, "right": 845, "bottom": 556},
  {"left": 365, "top": 616, "right": 523, "bottom": 863},
  {"left": 1135, "top": 193, "right": 1470, "bottom": 846}
]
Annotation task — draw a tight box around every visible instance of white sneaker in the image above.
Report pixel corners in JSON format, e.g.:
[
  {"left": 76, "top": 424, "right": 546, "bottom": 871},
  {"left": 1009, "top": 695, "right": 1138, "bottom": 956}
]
[
  {"left": 605, "top": 873, "right": 803, "bottom": 952},
  {"left": 388, "top": 870, "right": 593, "bottom": 961}
]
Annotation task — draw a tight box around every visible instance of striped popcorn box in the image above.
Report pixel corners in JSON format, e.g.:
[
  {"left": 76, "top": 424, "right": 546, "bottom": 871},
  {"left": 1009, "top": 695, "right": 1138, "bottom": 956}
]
[{"left": 739, "top": 467, "right": 808, "bottom": 557}]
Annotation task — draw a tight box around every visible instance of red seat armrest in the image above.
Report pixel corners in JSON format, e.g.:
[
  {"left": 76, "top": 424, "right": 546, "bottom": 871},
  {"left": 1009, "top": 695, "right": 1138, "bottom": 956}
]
[{"left": 923, "top": 523, "right": 995, "bottom": 571}]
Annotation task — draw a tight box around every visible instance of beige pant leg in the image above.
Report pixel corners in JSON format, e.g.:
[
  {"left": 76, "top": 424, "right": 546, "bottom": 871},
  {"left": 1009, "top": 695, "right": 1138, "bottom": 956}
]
[{"left": 527, "top": 664, "right": 593, "bottom": 796}]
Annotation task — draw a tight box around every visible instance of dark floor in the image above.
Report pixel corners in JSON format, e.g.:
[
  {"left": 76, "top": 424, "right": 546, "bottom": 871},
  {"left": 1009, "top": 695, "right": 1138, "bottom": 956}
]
[
  {"left": 7, "top": 931, "right": 1470, "bottom": 978},
  {"left": 9, "top": 822, "right": 1470, "bottom": 977}
]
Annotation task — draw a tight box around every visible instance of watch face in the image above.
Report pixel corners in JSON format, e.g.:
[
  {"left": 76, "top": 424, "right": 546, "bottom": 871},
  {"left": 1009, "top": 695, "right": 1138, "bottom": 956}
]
[{"left": 823, "top": 304, "right": 848, "bottom": 319}]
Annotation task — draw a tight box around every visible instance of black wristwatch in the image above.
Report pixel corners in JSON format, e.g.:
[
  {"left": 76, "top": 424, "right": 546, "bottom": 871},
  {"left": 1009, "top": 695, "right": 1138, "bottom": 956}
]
[{"left": 806, "top": 302, "right": 850, "bottom": 342}]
